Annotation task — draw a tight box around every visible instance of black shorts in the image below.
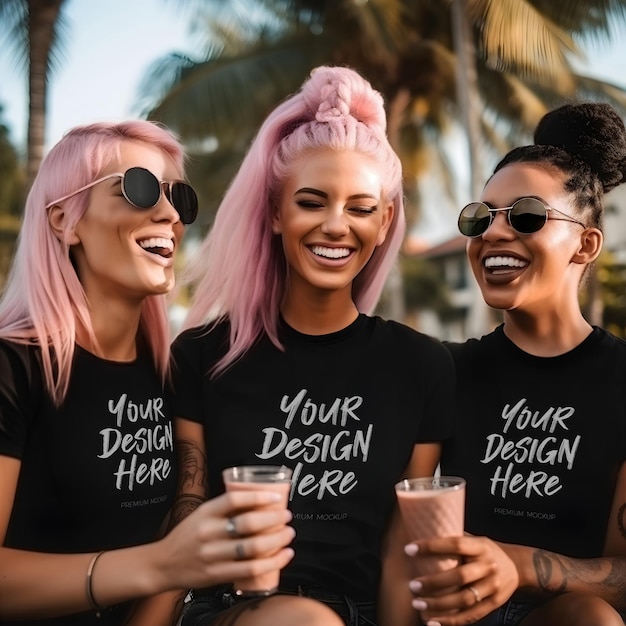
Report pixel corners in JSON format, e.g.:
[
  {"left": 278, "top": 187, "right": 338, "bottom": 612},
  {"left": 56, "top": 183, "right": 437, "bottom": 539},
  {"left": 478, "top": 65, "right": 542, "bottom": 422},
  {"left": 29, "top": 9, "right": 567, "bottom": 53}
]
[{"left": 180, "top": 585, "right": 377, "bottom": 626}]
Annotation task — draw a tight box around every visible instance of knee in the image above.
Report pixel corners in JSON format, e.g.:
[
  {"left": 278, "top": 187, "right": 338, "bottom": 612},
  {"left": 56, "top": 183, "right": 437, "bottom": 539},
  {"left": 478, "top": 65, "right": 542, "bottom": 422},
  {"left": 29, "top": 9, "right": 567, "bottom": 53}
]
[
  {"left": 527, "top": 593, "right": 623, "bottom": 626},
  {"left": 564, "top": 593, "right": 622, "bottom": 626},
  {"left": 257, "top": 596, "right": 345, "bottom": 626}
]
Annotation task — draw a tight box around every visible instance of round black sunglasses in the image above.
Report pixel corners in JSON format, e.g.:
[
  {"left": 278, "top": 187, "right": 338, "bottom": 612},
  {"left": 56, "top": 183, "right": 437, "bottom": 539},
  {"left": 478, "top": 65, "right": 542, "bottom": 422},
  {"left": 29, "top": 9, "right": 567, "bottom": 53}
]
[
  {"left": 45, "top": 167, "right": 198, "bottom": 225},
  {"left": 457, "top": 197, "right": 586, "bottom": 238}
]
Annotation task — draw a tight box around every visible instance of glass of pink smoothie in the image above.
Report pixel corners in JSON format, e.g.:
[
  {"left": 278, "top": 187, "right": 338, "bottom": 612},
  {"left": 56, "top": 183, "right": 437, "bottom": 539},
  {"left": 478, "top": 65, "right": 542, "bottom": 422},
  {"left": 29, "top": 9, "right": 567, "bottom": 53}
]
[
  {"left": 222, "top": 465, "right": 293, "bottom": 597},
  {"left": 395, "top": 476, "right": 466, "bottom": 576}
]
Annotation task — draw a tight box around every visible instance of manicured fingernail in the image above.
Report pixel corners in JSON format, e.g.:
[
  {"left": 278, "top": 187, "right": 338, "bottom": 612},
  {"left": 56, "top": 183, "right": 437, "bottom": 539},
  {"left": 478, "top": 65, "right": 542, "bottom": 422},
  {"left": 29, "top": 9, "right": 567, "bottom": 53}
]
[
  {"left": 427, "top": 622, "right": 441, "bottom": 626},
  {"left": 412, "top": 599, "right": 428, "bottom": 610},
  {"left": 409, "top": 580, "right": 422, "bottom": 593},
  {"left": 404, "top": 543, "right": 418, "bottom": 556}
]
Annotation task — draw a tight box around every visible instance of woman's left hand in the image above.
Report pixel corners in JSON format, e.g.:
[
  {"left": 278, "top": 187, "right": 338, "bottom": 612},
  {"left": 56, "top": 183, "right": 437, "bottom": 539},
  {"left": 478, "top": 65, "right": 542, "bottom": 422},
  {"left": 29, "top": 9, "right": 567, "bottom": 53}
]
[{"left": 405, "top": 534, "right": 519, "bottom": 625}]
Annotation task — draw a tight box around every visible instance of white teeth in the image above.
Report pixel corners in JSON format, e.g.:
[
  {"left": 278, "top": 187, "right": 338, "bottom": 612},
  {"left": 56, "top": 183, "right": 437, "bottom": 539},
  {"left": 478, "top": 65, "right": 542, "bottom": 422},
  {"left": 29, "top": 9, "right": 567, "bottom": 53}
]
[
  {"left": 484, "top": 256, "right": 527, "bottom": 269},
  {"left": 138, "top": 237, "right": 174, "bottom": 252},
  {"left": 311, "top": 246, "right": 351, "bottom": 259}
]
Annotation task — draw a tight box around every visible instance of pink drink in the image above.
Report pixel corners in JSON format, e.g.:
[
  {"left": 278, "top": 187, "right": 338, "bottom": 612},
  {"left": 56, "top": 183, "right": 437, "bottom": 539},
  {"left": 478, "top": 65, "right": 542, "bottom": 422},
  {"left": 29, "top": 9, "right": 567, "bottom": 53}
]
[
  {"left": 223, "top": 465, "right": 292, "bottom": 596},
  {"left": 395, "top": 476, "right": 465, "bottom": 576}
]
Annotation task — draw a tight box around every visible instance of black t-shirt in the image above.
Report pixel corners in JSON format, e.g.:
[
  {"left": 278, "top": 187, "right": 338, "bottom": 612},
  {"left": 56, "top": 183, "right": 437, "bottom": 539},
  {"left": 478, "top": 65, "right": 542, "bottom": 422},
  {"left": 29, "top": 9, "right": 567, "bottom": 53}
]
[
  {"left": 441, "top": 325, "right": 626, "bottom": 557},
  {"left": 171, "top": 314, "right": 455, "bottom": 602},
  {"left": 0, "top": 340, "right": 177, "bottom": 625}
]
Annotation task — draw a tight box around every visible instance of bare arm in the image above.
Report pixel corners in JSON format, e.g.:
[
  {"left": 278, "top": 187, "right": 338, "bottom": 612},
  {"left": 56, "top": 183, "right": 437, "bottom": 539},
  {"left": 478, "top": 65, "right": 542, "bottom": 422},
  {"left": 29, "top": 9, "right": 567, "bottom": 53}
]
[
  {"left": 507, "top": 459, "right": 626, "bottom": 609},
  {"left": 0, "top": 455, "right": 20, "bottom": 540},
  {"left": 0, "top": 492, "right": 293, "bottom": 619},
  {"left": 505, "top": 460, "right": 626, "bottom": 609},
  {"left": 378, "top": 443, "right": 442, "bottom": 626},
  {"left": 0, "top": 439, "right": 294, "bottom": 621},
  {"left": 124, "top": 418, "right": 217, "bottom": 626},
  {"left": 169, "top": 418, "right": 210, "bottom": 527}
]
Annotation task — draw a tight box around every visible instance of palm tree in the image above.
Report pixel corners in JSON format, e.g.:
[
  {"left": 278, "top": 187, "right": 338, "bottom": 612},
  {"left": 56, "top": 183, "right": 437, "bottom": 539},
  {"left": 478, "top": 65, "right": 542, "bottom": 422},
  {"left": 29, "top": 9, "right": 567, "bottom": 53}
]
[
  {"left": 139, "top": 0, "right": 626, "bottom": 319},
  {"left": 0, "top": 0, "right": 67, "bottom": 189}
]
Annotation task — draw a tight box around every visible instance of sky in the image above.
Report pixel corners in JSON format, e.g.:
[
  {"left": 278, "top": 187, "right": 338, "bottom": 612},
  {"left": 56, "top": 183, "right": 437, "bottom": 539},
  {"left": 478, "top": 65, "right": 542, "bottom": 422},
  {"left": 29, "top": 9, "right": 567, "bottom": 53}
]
[
  {"left": 0, "top": 0, "right": 197, "bottom": 153},
  {"left": 0, "top": 1, "right": 625, "bottom": 243},
  {"left": 1, "top": 1, "right": 626, "bottom": 154}
]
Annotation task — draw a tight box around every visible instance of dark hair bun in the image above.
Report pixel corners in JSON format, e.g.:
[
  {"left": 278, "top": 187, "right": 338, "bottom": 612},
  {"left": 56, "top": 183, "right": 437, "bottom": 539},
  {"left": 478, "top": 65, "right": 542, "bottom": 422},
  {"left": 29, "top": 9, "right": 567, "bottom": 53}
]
[{"left": 534, "top": 103, "right": 626, "bottom": 193}]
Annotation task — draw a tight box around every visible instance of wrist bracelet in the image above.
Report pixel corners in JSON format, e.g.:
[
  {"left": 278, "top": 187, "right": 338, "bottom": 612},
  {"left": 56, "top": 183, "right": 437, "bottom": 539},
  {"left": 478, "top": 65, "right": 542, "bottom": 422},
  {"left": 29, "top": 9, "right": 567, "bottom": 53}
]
[{"left": 86, "top": 551, "right": 106, "bottom": 615}]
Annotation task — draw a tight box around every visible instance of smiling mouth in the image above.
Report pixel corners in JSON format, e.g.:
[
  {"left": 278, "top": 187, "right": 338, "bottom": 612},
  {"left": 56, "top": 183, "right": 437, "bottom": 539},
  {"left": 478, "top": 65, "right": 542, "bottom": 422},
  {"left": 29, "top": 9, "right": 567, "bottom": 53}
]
[
  {"left": 310, "top": 245, "right": 352, "bottom": 259},
  {"left": 138, "top": 237, "right": 174, "bottom": 258},
  {"left": 484, "top": 255, "right": 528, "bottom": 273}
]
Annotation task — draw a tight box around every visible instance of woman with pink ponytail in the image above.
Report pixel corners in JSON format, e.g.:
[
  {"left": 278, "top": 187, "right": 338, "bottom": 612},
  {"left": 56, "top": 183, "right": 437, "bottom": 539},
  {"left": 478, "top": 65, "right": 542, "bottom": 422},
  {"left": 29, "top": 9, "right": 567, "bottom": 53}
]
[
  {"left": 170, "top": 66, "right": 455, "bottom": 626},
  {"left": 0, "top": 121, "right": 295, "bottom": 625}
]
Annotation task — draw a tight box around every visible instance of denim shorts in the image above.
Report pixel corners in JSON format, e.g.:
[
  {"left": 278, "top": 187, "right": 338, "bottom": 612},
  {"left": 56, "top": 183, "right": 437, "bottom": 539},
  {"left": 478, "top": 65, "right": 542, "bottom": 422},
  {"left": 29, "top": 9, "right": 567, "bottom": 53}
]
[
  {"left": 471, "top": 600, "right": 540, "bottom": 626},
  {"left": 180, "top": 585, "right": 377, "bottom": 626}
]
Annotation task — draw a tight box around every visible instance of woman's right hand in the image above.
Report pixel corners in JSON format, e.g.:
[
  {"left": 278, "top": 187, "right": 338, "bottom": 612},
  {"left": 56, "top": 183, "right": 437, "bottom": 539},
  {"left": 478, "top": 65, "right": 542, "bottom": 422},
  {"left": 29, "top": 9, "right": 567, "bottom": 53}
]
[
  {"left": 405, "top": 534, "right": 519, "bottom": 626},
  {"left": 151, "top": 490, "right": 295, "bottom": 592}
]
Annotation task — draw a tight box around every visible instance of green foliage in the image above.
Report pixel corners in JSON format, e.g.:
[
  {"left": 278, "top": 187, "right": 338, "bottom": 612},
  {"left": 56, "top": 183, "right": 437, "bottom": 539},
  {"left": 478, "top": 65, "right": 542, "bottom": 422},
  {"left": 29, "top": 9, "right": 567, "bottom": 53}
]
[
  {"left": 0, "top": 103, "right": 24, "bottom": 290},
  {"left": 595, "top": 250, "right": 626, "bottom": 338},
  {"left": 400, "top": 254, "right": 458, "bottom": 320},
  {"left": 0, "top": 105, "right": 25, "bottom": 217}
]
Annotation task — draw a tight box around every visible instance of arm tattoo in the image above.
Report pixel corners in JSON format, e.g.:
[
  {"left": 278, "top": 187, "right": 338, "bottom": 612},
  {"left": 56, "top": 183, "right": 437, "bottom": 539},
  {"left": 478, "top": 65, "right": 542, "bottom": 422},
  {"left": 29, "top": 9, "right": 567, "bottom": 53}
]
[
  {"left": 177, "top": 439, "right": 209, "bottom": 493},
  {"left": 169, "top": 494, "right": 205, "bottom": 527},
  {"left": 617, "top": 503, "right": 626, "bottom": 540},
  {"left": 168, "top": 439, "right": 209, "bottom": 529},
  {"left": 606, "top": 559, "right": 626, "bottom": 609},
  {"left": 534, "top": 550, "right": 568, "bottom": 594},
  {"left": 533, "top": 549, "right": 626, "bottom": 609}
]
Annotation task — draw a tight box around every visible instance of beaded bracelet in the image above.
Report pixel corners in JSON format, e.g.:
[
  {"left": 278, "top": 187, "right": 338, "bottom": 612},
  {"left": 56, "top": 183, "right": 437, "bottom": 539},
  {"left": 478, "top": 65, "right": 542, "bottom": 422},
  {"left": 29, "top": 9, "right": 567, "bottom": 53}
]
[{"left": 86, "top": 551, "right": 106, "bottom": 616}]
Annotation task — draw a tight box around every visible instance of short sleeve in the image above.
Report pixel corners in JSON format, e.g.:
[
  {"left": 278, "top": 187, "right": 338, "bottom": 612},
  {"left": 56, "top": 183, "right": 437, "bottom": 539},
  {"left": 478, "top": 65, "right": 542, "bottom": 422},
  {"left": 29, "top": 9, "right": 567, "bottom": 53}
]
[
  {"left": 413, "top": 334, "right": 457, "bottom": 443},
  {"left": 170, "top": 327, "right": 209, "bottom": 424},
  {"left": 0, "top": 341, "right": 41, "bottom": 459}
]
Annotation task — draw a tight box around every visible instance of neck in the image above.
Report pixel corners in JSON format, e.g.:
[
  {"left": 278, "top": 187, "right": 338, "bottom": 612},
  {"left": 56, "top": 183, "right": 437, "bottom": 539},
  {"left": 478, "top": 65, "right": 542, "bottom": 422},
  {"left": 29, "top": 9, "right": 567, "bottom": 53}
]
[
  {"left": 281, "top": 288, "right": 359, "bottom": 335},
  {"left": 77, "top": 296, "right": 143, "bottom": 362},
  {"left": 502, "top": 309, "right": 593, "bottom": 357}
]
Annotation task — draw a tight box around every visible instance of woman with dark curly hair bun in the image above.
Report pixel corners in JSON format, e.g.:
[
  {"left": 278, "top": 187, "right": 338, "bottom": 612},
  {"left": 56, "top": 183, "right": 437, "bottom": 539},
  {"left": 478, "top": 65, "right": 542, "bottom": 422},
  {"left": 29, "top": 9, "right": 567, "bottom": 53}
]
[{"left": 403, "top": 103, "right": 626, "bottom": 626}]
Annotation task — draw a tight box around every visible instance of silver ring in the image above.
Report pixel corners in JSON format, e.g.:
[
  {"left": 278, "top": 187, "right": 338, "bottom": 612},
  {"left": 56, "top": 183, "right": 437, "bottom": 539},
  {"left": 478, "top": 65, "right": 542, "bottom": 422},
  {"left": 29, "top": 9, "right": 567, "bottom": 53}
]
[
  {"left": 235, "top": 542, "right": 246, "bottom": 561},
  {"left": 467, "top": 585, "right": 480, "bottom": 604},
  {"left": 225, "top": 517, "right": 239, "bottom": 538}
]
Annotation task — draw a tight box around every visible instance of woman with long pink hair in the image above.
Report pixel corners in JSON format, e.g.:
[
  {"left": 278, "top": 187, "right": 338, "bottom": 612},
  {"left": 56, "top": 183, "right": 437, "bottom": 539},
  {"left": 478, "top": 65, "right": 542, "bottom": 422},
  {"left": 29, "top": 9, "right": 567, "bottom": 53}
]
[
  {"left": 170, "top": 66, "right": 456, "bottom": 626},
  {"left": 0, "top": 121, "right": 294, "bottom": 625}
]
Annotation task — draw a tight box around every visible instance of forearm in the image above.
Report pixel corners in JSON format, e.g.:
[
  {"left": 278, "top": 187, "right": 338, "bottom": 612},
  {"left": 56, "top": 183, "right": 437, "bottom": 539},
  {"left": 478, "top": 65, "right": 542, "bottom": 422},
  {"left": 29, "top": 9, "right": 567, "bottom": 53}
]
[
  {"left": 504, "top": 543, "right": 626, "bottom": 609},
  {"left": 379, "top": 510, "right": 420, "bottom": 626},
  {"left": 0, "top": 543, "right": 166, "bottom": 620},
  {"left": 378, "top": 444, "right": 440, "bottom": 625},
  {"left": 121, "top": 425, "right": 208, "bottom": 625},
  {"left": 379, "top": 551, "right": 421, "bottom": 626},
  {"left": 0, "top": 488, "right": 294, "bottom": 621}
]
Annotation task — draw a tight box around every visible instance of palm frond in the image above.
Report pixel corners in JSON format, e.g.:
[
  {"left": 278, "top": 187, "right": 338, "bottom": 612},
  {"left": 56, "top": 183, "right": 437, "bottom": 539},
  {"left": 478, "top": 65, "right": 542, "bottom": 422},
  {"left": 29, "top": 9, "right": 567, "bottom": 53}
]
[
  {"left": 531, "top": 0, "right": 626, "bottom": 38},
  {"left": 140, "top": 36, "right": 331, "bottom": 145},
  {"left": 0, "top": 0, "right": 29, "bottom": 69},
  {"left": 470, "top": 0, "right": 581, "bottom": 90},
  {"left": 573, "top": 73, "right": 626, "bottom": 112}
]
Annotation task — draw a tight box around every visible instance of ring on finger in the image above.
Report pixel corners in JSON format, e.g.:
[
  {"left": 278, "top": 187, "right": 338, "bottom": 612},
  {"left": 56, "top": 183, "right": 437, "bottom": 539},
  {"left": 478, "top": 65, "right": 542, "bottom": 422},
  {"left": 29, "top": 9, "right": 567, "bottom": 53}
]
[
  {"left": 235, "top": 542, "right": 246, "bottom": 561},
  {"left": 225, "top": 517, "right": 239, "bottom": 538},
  {"left": 467, "top": 585, "right": 481, "bottom": 605}
]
